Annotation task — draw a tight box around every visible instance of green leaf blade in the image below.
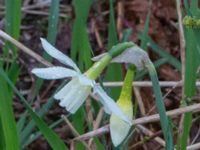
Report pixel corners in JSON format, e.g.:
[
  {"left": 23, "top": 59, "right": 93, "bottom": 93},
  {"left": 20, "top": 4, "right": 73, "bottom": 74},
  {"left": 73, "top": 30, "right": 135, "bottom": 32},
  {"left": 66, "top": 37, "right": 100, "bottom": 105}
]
[
  {"left": 0, "top": 68, "right": 68, "bottom": 150},
  {"left": 0, "top": 77, "right": 20, "bottom": 150}
]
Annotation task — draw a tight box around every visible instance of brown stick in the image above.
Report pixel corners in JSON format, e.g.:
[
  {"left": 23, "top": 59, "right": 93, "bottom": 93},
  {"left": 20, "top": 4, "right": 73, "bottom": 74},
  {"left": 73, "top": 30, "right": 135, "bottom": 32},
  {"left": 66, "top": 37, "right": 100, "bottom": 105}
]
[
  {"left": 0, "top": 30, "right": 52, "bottom": 67},
  {"left": 74, "top": 103, "right": 200, "bottom": 141},
  {"left": 101, "top": 81, "right": 200, "bottom": 87}
]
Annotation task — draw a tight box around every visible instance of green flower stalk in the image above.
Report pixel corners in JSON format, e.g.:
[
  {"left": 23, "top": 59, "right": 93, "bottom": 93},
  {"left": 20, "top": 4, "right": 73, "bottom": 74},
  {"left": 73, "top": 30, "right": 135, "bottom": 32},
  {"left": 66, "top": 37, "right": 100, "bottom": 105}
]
[
  {"left": 110, "top": 65, "right": 135, "bottom": 146},
  {"left": 32, "top": 38, "right": 134, "bottom": 124},
  {"left": 146, "top": 62, "right": 174, "bottom": 150}
]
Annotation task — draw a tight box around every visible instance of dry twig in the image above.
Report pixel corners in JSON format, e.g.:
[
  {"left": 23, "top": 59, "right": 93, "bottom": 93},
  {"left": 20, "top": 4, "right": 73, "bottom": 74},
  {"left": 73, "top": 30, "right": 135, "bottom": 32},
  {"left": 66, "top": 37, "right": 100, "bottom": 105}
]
[
  {"left": 74, "top": 103, "right": 200, "bottom": 141},
  {"left": 101, "top": 81, "right": 200, "bottom": 87},
  {"left": 61, "top": 115, "right": 91, "bottom": 150},
  {"left": 176, "top": 0, "right": 186, "bottom": 97},
  {"left": 0, "top": 30, "right": 52, "bottom": 67},
  {"left": 88, "top": 108, "right": 104, "bottom": 147},
  {"left": 134, "top": 87, "right": 146, "bottom": 115}
]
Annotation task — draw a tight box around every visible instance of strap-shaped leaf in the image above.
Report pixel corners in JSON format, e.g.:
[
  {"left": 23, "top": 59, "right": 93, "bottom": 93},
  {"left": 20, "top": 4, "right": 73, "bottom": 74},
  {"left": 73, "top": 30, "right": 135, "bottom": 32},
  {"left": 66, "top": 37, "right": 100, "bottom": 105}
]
[{"left": 0, "top": 68, "right": 68, "bottom": 150}]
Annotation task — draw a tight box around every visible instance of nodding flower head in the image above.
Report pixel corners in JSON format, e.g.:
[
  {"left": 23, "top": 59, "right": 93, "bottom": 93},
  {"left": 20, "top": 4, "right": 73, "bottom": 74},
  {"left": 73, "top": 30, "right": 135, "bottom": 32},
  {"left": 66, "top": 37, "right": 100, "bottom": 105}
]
[
  {"left": 108, "top": 45, "right": 173, "bottom": 149},
  {"left": 92, "top": 46, "right": 150, "bottom": 70},
  {"left": 32, "top": 38, "right": 133, "bottom": 124}
]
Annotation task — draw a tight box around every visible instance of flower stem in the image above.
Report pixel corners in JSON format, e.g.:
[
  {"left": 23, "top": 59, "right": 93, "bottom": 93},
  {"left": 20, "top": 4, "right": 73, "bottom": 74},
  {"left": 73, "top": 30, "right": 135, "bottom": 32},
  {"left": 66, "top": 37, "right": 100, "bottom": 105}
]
[
  {"left": 85, "top": 54, "right": 112, "bottom": 79},
  {"left": 146, "top": 61, "right": 174, "bottom": 150},
  {"left": 85, "top": 42, "right": 134, "bottom": 79},
  {"left": 108, "top": 42, "right": 135, "bottom": 58}
]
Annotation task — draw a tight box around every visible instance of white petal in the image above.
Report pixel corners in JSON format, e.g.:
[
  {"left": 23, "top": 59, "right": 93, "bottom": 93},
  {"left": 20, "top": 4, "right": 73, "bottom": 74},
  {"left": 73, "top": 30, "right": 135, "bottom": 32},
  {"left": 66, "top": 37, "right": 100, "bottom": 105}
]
[
  {"left": 68, "top": 86, "right": 91, "bottom": 113},
  {"left": 54, "top": 78, "right": 79, "bottom": 100},
  {"left": 32, "top": 67, "right": 79, "bottom": 79},
  {"left": 40, "top": 38, "right": 80, "bottom": 72},
  {"left": 58, "top": 80, "right": 81, "bottom": 107},
  {"left": 111, "top": 47, "right": 150, "bottom": 70},
  {"left": 54, "top": 78, "right": 91, "bottom": 114},
  {"left": 93, "top": 85, "right": 132, "bottom": 125},
  {"left": 110, "top": 102, "right": 133, "bottom": 146},
  {"left": 110, "top": 115, "right": 131, "bottom": 146}
]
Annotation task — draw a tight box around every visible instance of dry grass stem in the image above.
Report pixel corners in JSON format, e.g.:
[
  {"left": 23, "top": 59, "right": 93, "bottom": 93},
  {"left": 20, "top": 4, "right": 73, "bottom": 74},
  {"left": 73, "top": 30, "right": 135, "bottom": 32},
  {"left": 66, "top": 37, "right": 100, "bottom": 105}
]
[
  {"left": 74, "top": 103, "right": 200, "bottom": 141},
  {"left": 22, "top": 10, "right": 67, "bottom": 17},
  {"left": 40, "top": 80, "right": 56, "bottom": 99},
  {"left": 129, "top": 129, "right": 163, "bottom": 149},
  {"left": 134, "top": 87, "right": 146, "bottom": 115},
  {"left": 93, "top": 20, "right": 103, "bottom": 49},
  {"left": 85, "top": 98, "right": 94, "bottom": 125},
  {"left": 176, "top": 0, "right": 186, "bottom": 98},
  {"left": 61, "top": 115, "right": 91, "bottom": 150},
  {"left": 88, "top": 108, "right": 104, "bottom": 147},
  {"left": 117, "top": 1, "right": 124, "bottom": 40},
  {"left": 136, "top": 125, "right": 165, "bottom": 146},
  {"left": 101, "top": 81, "right": 200, "bottom": 87},
  {"left": 187, "top": 142, "right": 200, "bottom": 150},
  {"left": 0, "top": 30, "right": 52, "bottom": 67}
]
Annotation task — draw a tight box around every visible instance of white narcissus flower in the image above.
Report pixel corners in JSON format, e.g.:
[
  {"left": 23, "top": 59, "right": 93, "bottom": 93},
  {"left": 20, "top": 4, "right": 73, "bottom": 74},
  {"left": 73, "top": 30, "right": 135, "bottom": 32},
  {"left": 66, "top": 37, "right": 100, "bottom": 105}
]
[
  {"left": 110, "top": 100, "right": 133, "bottom": 146},
  {"left": 109, "top": 46, "right": 173, "bottom": 149},
  {"left": 92, "top": 47, "right": 150, "bottom": 146},
  {"left": 110, "top": 67, "right": 134, "bottom": 147},
  {"left": 32, "top": 38, "right": 132, "bottom": 124}
]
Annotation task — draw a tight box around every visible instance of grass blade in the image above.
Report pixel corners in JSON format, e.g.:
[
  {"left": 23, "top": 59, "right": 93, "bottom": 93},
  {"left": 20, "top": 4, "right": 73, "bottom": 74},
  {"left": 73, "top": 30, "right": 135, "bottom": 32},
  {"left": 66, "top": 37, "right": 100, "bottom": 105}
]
[
  {"left": 108, "top": 0, "right": 118, "bottom": 48},
  {"left": 121, "top": 28, "right": 132, "bottom": 42},
  {"left": 179, "top": 112, "right": 192, "bottom": 150},
  {"left": 71, "top": 0, "right": 92, "bottom": 70},
  {"left": 140, "top": 9, "right": 151, "bottom": 50},
  {"left": 105, "top": 0, "right": 122, "bottom": 99},
  {"left": 146, "top": 62, "right": 174, "bottom": 150},
  {"left": 20, "top": 98, "right": 56, "bottom": 146},
  {"left": 0, "top": 115, "right": 5, "bottom": 149},
  {"left": 23, "top": 118, "right": 64, "bottom": 148},
  {"left": 17, "top": 111, "right": 27, "bottom": 137},
  {"left": 0, "top": 68, "right": 68, "bottom": 150},
  {"left": 190, "top": 0, "right": 200, "bottom": 17},
  {"left": 31, "top": 0, "right": 60, "bottom": 98},
  {"left": 1, "top": 1, "right": 22, "bottom": 149},
  {"left": 136, "top": 58, "right": 168, "bottom": 80},
  {"left": 184, "top": 29, "right": 198, "bottom": 97},
  {"left": 178, "top": 2, "right": 200, "bottom": 147},
  {"left": 4, "top": 0, "right": 21, "bottom": 57},
  {"left": 47, "top": 0, "right": 59, "bottom": 44},
  {"left": 20, "top": 1, "right": 60, "bottom": 143},
  {"left": 138, "top": 34, "right": 181, "bottom": 71},
  {"left": 184, "top": 0, "right": 190, "bottom": 14},
  {"left": 0, "top": 76, "right": 20, "bottom": 150},
  {"left": 72, "top": 108, "right": 86, "bottom": 150}
]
